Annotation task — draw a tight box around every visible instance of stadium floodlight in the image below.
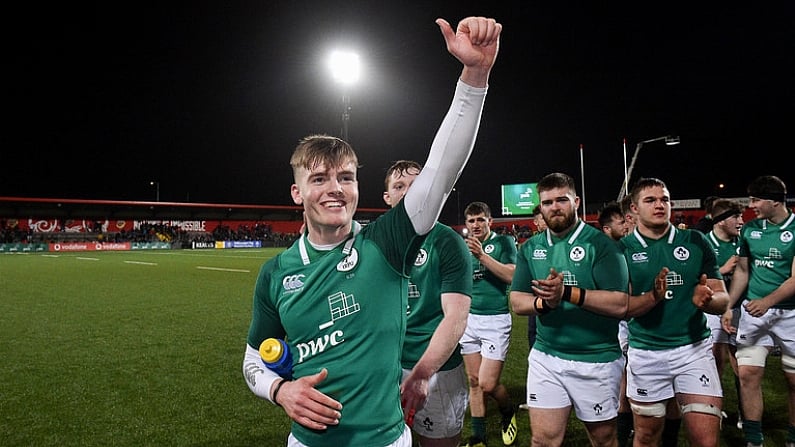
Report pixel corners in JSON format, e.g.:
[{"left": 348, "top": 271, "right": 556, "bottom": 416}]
[
  {"left": 617, "top": 135, "right": 681, "bottom": 201},
  {"left": 328, "top": 50, "right": 360, "bottom": 141},
  {"left": 150, "top": 180, "right": 160, "bottom": 202}
]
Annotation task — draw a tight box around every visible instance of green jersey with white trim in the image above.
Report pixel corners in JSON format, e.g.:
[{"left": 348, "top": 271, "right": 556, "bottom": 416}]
[
  {"left": 512, "top": 221, "right": 628, "bottom": 362},
  {"left": 402, "top": 223, "right": 472, "bottom": 371},
  {"left": 707, "top": 230, "right": 742, "bottom": 307},
  {"left": 621, "top": 225, "right": 721, "bottom": 350},
  {"left": 738, "top": 210, "right": 795, "bottom": 309},
  {"left": 469, "top": 231, "right": 517, "bottom": 315},
  {"left": 247, "top": 200, "right": 425, "bottom": 447}
]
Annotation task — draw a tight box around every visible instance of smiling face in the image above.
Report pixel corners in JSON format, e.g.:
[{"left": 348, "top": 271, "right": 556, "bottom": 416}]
[{"left": 289, "top": 135, "right": 360, "bottom": 245}]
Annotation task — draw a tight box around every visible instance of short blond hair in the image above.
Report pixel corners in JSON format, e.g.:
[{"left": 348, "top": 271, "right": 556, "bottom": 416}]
[{"left": 289, "top": 134, "right": 360, "bottom": 179}]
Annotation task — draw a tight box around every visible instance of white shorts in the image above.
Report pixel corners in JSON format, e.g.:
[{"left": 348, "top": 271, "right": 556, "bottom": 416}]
[
  {"left": 736, "top": 302, "right": 795, "bottom": 357},
  {"left": 626, "top": 338, "right": 723, "bottom": 403},
  {"left": 401, "top": 363, "right": 468, "bottom": 439},
  {"left": 618, "top": 320, "right": 629, "bottom": 354},
  {"left": 459, "top": 313, "right": 512, "bottom": 361},
  {"left": 705, "top": 313, "right": 730, "bottom": 344},
  {"left": 525, "top": 349, "right": 624, "bottom": 422},
  {"left": 288, "top": 424, "right": 412, "bottom": 447}
]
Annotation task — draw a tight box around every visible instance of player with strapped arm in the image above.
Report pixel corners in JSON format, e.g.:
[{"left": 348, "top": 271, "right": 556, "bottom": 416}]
[
  {"left": 241, "top": 16, "right": 502, "bottom": 447},
  {"left": 621, "top": 177, "right": 729, "bottom": 447}
]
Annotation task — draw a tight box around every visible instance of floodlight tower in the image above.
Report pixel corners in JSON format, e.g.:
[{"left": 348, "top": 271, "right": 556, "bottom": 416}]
[
  {"left": 328, "top": 50, "right": 361, "bottom": 141},
  {"left": 150, "top": 180, "right": 160, "bottom": 202},
  {"left": 617, "top": 135, "right": 680, "bottom": 201}
]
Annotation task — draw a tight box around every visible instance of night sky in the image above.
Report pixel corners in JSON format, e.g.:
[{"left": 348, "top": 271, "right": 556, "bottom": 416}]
[{"left": 6, "top": 2, "right": 794, "bottom": 225}]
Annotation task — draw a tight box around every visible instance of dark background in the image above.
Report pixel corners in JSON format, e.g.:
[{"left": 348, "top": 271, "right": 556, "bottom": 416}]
[{"left": 5, "top": 2, "right": 794, "bottom": 225}]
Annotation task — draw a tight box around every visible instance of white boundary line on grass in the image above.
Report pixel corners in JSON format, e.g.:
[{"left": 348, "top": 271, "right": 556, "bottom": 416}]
[
  {"left": 196, "top": 266, "right": 250, "bottom": 273},
  {"left": 124, "top": 260, "right": 158, "bottom": 265}
]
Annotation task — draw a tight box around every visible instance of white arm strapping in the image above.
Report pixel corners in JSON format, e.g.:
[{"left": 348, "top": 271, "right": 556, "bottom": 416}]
[
  {"left": 242, "top": 344, "right": 281, "bottom": 405},
  {"left": 405, "top": 80, "right": 487, "bottom": 235}
]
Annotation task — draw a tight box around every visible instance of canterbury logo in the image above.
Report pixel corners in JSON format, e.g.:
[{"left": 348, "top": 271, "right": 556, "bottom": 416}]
[{"left": 282, "top": 274, "right": 305, "bottom": 291}]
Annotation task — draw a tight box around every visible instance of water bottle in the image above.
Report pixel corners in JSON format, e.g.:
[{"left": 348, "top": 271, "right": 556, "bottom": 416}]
[{"left": 259, "top": 338, "right": 293, "bottom": 379}]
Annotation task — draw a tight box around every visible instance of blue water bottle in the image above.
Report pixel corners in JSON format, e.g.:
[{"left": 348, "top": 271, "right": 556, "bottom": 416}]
[{"left": 259, "top": 338, "right": 293, "bottom": 379}]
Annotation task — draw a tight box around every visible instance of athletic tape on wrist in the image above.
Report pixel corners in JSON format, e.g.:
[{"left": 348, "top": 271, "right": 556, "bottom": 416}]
[
  {"left": 534, "top": 297, "right": 551, "bottom": 314},
  {"left": 563, "top": 285, "right": 586, "bottom": 307}
]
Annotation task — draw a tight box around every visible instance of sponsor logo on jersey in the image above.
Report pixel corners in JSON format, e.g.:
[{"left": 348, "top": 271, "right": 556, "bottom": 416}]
[
  {"left": 755, "top": 259, "right": 775, "bottom": 269},
  {"left": 414, "top": 248, "right": 428, "bottom": 267},
  {"left": 631, "top": 252, "right": 649, "bottom": 263},
  {"left": 337, "top": 248, "right": 359, "bottom": 272},
  {"left": 750, "top": 230, "right": 763, "bottom": 240},
  {"left": 673, "top": 246, "right": 690, "bottom": 261},
  {"left": 294, "top": 330, "right": 345, "bottom": 363},
  {"left": 532, "top": 248, "right": 547, "bottom": 260},
  {"left": 569, "top": 245, "right": 585, "bottom": 262},
  {"left": 282, "top": 274, "right": 305, "bottom": 292}
]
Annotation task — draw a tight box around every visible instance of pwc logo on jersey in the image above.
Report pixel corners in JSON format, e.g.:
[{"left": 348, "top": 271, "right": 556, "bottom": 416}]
[
  {"left": 337, "top": 248, "right": 359, "bottom": 272},
  {"left": 673, "top": 246, "right": 690, "bottom": 261},
  {"left": 414, "top": 249, "right": 429, "bottom": 267},
  {"left": 282, "top": 274, "right": 306, "bottom": 292},
  {"left": 569, "top": 246, "right": 585, "bottom": 262},
  {"left": 782, "top": 230, "right": 793, "bottom": 243}
]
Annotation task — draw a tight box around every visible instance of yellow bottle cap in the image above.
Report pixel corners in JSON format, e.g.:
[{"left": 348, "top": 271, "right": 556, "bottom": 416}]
[{"left": 259, "top": 338, "right": 284, "bottom": 363}]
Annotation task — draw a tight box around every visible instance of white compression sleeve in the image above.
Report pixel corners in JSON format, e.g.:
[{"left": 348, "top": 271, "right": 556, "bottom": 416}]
[
  {"left": 405, "top": 80, "right": 487, "bottom": 235},
  {"left": 242, "top": 343, "right": 282, "bottom": 405}
]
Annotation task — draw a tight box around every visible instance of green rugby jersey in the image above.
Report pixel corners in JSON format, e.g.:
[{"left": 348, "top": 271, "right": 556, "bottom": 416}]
[
  {"left": 402, "top": 223, "right": 472, "bottom": 371},
  {"left": 706, "top": 230, "right": 742, "bottom": 307},
  {"left": 738, "top": 210, "right": 795, "bottom": 309},
  {"left": 469, "top": 231, "right": 517, "bottom": 315},
  {"left": 621, "top": 225, "right": 721, "bottom": 350},
  {"left": 513, "top": 220, "right": 628, "bottom": 362},
  {"left": 247, "top": 201, "right": 425, "bottom": 447}
]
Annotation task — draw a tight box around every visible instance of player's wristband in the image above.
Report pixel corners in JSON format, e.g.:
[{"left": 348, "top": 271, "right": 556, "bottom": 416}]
[
  {"left": 272, "top": 379, "right": 289, "bottom": 407},
  {"left": 534, "top": 297, "right": 552, "bottom": 314},
  {"left": 562, "top": 285, "right": 586, "bottom": 307}
]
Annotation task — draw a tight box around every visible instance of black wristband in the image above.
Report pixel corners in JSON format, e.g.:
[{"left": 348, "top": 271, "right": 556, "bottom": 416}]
[
  {"left": 534, "top": 297, "right": 551, "bottom": 314},
  {"left": 272, "top": 379, "right": 288, "bottom": 407},
  {"left": 561, "top": 285, "right": 572, "bottom": 302},
  {"left": 562, "top": 285, "right": 586, "bottom": 307}
]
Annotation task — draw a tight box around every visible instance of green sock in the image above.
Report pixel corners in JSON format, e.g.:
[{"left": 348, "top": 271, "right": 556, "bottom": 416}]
[
  {"left": 743, "top": 419, "right": 763, "bottom": 445},
  {"left": 471, "top": 416, "right": 487, "bottom": 439},
  {"left": 616, "top": 412, "right": 634, "bottom": 447},
  {"left": 661, "top": 417, "right": 681, "bottom": 447}
]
